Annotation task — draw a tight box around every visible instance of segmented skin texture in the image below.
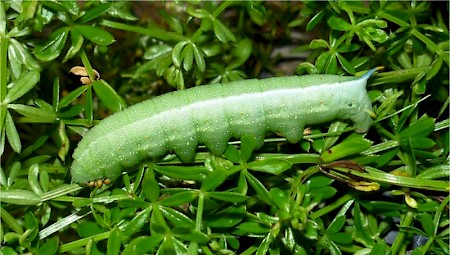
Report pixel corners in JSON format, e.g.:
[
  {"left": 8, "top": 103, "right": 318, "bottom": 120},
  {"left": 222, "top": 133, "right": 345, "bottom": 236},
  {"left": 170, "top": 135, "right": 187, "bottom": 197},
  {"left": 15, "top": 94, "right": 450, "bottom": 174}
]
[{"left": 71, "top": 70, "right": 375, "bottom": 184}]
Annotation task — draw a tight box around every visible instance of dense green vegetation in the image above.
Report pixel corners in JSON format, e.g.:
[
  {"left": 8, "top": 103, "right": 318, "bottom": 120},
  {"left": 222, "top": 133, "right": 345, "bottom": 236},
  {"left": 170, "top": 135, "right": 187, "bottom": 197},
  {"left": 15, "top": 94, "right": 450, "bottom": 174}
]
[{"left": 0, "top": 1, "right": 448, "bottom": 254}]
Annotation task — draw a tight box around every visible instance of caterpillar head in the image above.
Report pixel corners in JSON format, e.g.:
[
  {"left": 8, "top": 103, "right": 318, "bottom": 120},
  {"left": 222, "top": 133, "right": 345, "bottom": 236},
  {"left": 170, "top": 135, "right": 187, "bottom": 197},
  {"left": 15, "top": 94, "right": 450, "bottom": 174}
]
[{"left": 71, "top": 157, "right": 119, "bottom": 187}]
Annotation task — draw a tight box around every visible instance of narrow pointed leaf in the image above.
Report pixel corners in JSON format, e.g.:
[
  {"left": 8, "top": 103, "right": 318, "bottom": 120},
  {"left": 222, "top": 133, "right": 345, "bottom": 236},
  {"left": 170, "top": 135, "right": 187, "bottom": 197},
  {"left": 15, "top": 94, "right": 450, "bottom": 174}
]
[
  {"left": 74, "top": 25, "right": 115, "bottom": 46},
  {"left": 4, "top": 71, "right": 40, "bottom": 103},
  {"left": 34, "top": 28, "right": 69, "bottom": 61},
  {"left": 92, "top": 80, "right": 126, "bottom": 112},
  {"left": 5, "top": 110, "right": 20, "bottom": 153},
  {"left": 78, "top": 3, "right": 112, "bottom": 23}
]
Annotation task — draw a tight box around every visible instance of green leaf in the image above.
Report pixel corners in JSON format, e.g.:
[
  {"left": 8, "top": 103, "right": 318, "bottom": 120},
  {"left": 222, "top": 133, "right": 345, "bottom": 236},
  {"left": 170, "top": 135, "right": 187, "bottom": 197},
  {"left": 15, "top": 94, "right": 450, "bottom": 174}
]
[
  {"left": 144, "top": 44, "right": 172, "bottom": 60},
  {"left": 223, "top": 144, "right": 241, "bottom": 164},
  {"left": 212, "top": 18, "right": 236, "bottom": 43},
  {"left": 57, "top": 105, "right": 83, "bottom": 118},
  {"left": 325, "top": 54, "right": 338, "bottom": 74},
  {"left": 370, "top": 241, "right": 388, "bottom": 255},
  {"left": 0, "top": 205, "right": 23, "bottom": 235},
  {"left": 245, "top": 171, "right": 273, "bottom": 205},
  {"left": 191, "top": 43, "right": 205, "bottom": 72},
  {"left": 5, "top": 111, "right": 21, "bottom": 153},
  {"left": 172, "top": 40, "right": 188, "bottom": 68},
  {"left": 416, "top": 164, "right": 450, "bottom": 179},
  {"left": 34, "top": 28, "right": 69, "bottom": 61},
  {"left": 84, "top": 86, "right": 93, "bottom": 124},
  {"left": 419, "top": 213, "right": 435, "bottom": 236},
  {"left": 160, "top": 206, "right": 195, "bottom": 227},
  {"left": 308, "top": 175, "right": 333, "bottom": 188},
  {"left": 107, "top": 227, "right": 122, "bottom": 255},
  {"left": 57, "top": 121, "right": 69, "bottom": 161},
  {"left": 238, "top": 222, "right": 270, "bottom": 235},
  {"left": 24, "top": 211, "right": 39, "bottom": 242},
  {"left": 247, "top": 158, "right": 292, "bottom": 175},
  {"left": 41, "top": 1, "right": 71, "bottom": 14},
  {"left": 426, "top": 56, "right": 443, "bottom": 80},
  {"left": 336, "top": 53, "right": 355, "bottom": 74},
  {"left": 257, "top": 233, "right": 274, "bottom": 255},
  {"left": 150, "top": 206, "right": 169, "bottom": 234},
  {"left": 201, "top": 167, "right": 227, "bottom": 191},
  {"left": 143, "top": 172, "right": 160, "bottom": 203},
  {"left": 74, "top": 25, "right": 115, "bottom": 46},
  {"left": 270, "top": 188, "right": 289, "bottom": 212},
  {"left": 92, "top": 80, "right": 126, "bottom": 112},
  {"left": 204, "top": 205, "right": 246, "bottom": 228},
  {"left": 8, "top": 44, "right": 22, "bottom": 79},
  {"left": 107, "top": 3, "right": 138, "bottom": 21},
  {"left": 0, "top": 189, "right": 41, "bottom": 205},
  {"left": 77, "top": 3, "right": 112, "bottom": 23},
  {"left": 172, "top": 227, "right": 209, "bottom": 243},
  {"left": 122, "top": 236, "right": 161, "bottom": 255},
  {"left": 63, "top": 29, "right": 84, "bottom": 62},
  {"left": 306, "top": 9, "right": 326, "bottom": 31},
  {"left": 327, "top": 215, "right": 346, "bottom": 235},
  {"left": 240, "top": 135, "right": 256, "bottom": 163},
  {"left": 58, "top": 85, "right": 88, "bottom": 109},
  {"left": 123, "top": 207, "right": 152, "bottom": 237},
  {"left": 365, "top": 27, "right": 389, "bottom": 43},
  {"left": 328, "top": 16, "right": 352, "bottom": 31},
  {"left": 76, "top": 222, "right": 104, "bottom": 238},
  {"left": 399, "top": 116, "right": 435, "bottom": 138},
  {"left": 153, "top": 165, "right": 209, "bottom": 181},
  {"left": 159, "top": 191, "right": 198, "bottom": 207},
  {"left": 10, "top": 38, "right": 40, "bottom": 70},
  {"left": 310, "top": 39, "right": 329, "bottom": 49},
  {"left": 186, "top": 7, "right": 210, "bottom": 19},
  {"left": 400, "top": 137, "right": 435, "bottom": 150},
  {"left": 352, "top": 203, "right": 375, "bottom": 246},
  {"left": 228, "top": 38, "right": 253, "bottom": 70},
  {"left": 245, "top": 2, "right": 266, "bottom": 26},
  {"left": 28, "top": 164, "right": 43, "bottom": 195},
  {"left": 7, "top": 104, "right": 56, "bottom": 123},
  {"left": 329, "top": 232, "right": 353, "bottom": 245},
  {"left": 315, "top": 52, "right": 332, "bottom": 73},
  {"left": 4, "top": 70, "right": 40, "bottom": 104},
  {"left": 38, "top": 237, "right": 59, "bottom": 255},
  {"left": 182, "top": 42, "right": 194, "bottom": 71},
  {"left": 60, "top": 0, "right": 79, "bottom": 16},
  {"left": 207, "top": 191, "right": 248, "bottom": 203},
  {"left": 296, "top": 62, "right": 319, "bottom": 75},
  {"left": 321, "top": 135, "right": 373, "bottom": 163},
  {"left": 52, "top": 78, "right": 60, "bottom": 111},
  {"left": 310, "top": 186, "right": 337, "bottom": 200}
]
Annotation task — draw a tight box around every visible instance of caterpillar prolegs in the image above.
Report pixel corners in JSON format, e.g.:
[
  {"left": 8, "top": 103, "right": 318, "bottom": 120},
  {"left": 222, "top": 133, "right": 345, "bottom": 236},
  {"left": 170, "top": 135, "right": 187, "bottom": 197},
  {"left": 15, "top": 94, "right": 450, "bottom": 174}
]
[{"left": 71, "top": 69, "right": 376, "bottom": 184}]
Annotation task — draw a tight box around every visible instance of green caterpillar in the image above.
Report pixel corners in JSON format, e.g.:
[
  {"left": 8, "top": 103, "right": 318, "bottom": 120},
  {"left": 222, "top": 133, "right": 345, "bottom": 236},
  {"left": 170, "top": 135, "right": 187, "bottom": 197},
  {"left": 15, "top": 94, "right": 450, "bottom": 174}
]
[{"left": 71, "top": 69, "right": 376, "bottom": 184}]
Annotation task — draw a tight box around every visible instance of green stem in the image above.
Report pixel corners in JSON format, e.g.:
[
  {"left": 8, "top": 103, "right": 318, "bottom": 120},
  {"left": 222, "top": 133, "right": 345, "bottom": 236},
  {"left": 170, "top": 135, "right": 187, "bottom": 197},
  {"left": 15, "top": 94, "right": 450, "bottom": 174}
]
[
  {"left": 378, "top": 10, "right": 410, "bottom": 27},
  {"left": 350, "top": 166, "right": 449, "bottom": 191},
  {"left": 412, "top": 29, "right": 443, "bottom": 55},
  {"left": 0, "top": 1, "right": 6, "bottom": 35},
  {"left": 211, "top": 1, "right": 235, "bottom": 17},
  {"left": 59, "top": 231, "right": 111, "bottom": 253},
  {"left": 100, "top": 20, "right": 186, "bottom": 42},
  {"left": 0, "top": 30, "right": 8, "bottom": 138},
  {"left": 196, "top": 192, "right": 204, "bottom": 231},
  {"left": 390, "top": 210, "right": 414, "bottom": 254},
  {"left": 369, "top": 67, "right": 429, "bottom": 86},
  {"left": 79, "top": 50, "right": 95, "bottom": 82},
  {"left": 310, "top": 193, "right": 354, "bottom": 219},
  {"left": 0, "top": 34, "right": 7, "bottom": 102}
]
